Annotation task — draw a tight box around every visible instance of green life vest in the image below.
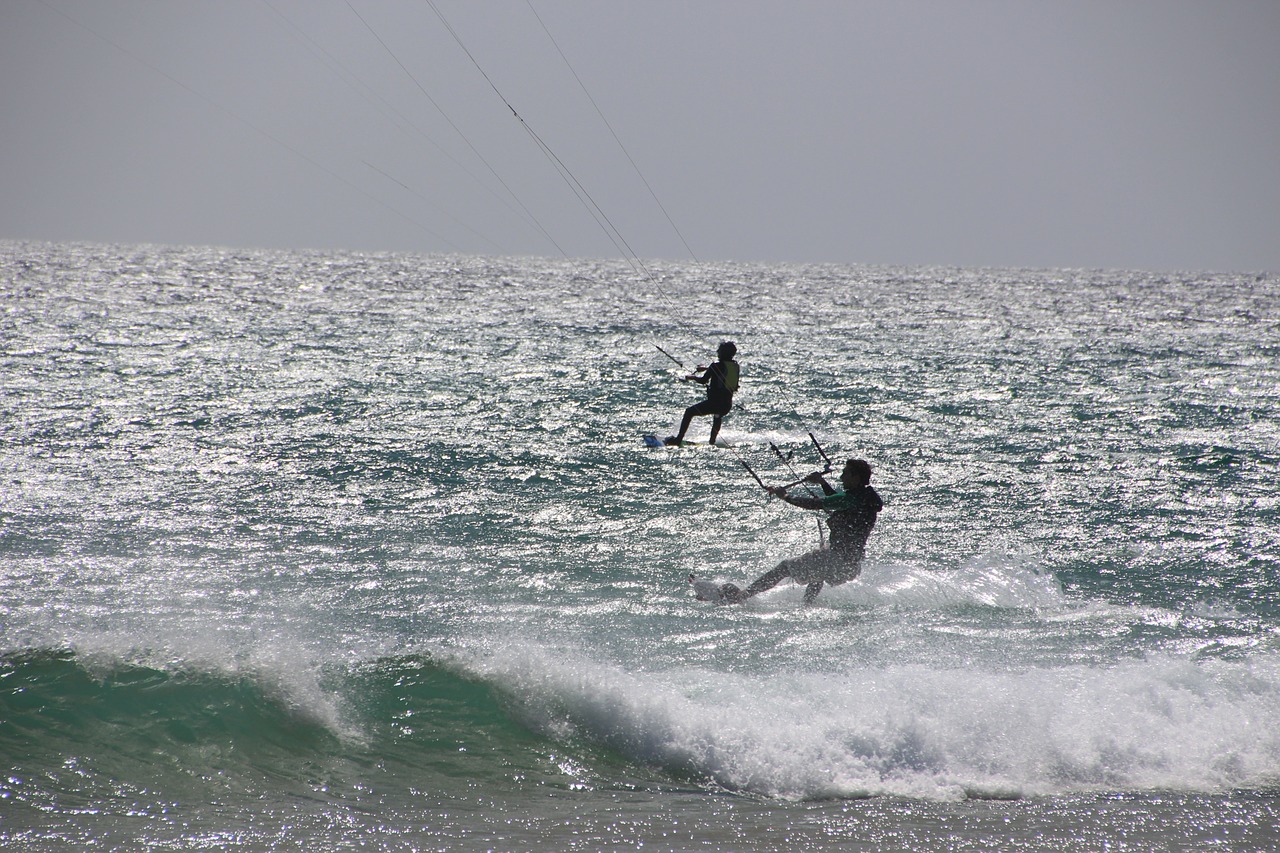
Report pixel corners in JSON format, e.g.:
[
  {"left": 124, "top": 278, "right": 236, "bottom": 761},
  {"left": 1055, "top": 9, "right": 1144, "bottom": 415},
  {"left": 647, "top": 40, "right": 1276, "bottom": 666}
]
[{"left": 724, "top": 361, "right": 740, "bottom": 393}]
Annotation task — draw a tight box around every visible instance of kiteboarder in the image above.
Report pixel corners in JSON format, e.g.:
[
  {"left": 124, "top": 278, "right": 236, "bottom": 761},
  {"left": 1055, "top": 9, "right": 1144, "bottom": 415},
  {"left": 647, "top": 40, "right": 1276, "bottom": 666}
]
[
  {"left": 722, "top": 458, "right": 882, "bottom": 604},
  {"left": 665, "top": 341, "right": 739, "bottom": 446}
]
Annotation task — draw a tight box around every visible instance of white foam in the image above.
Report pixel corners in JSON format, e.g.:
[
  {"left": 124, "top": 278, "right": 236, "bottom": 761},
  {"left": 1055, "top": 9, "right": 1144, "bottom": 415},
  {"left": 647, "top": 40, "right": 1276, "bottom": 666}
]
[
  {"left": 727, "top": 552, "right": 1068, "bottom": 613},
  {"left": 453, "top": 641, "right": 1280, "bottom": 801},
  {"left": 843, "top": 553, "right": 1068, "bottom": 610}
]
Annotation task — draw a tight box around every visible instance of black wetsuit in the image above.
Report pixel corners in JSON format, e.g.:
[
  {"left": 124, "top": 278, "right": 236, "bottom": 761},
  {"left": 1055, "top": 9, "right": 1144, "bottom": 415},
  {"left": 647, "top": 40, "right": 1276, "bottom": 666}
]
[
  {"left": 819, "top": 485, "right": 883, "bottom": 567},
  {"left": 672, "top": 358, "right": 738, "bottom": 444},
  {"left": 731, "top": 483, "right": 883, "bottom": 604}
]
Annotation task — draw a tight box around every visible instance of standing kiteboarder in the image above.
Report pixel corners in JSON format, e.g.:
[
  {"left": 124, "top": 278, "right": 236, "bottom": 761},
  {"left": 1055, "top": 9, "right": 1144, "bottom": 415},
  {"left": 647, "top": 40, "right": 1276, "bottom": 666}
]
[{"left": 665, "top": 341, "right": 739, "bottom": 446}]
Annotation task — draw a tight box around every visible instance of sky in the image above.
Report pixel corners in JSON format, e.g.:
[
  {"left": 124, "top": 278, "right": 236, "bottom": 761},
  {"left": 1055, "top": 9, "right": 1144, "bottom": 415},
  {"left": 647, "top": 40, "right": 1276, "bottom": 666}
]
[{"left": 3, "top": 0, "right": 1278, "bottom": 272}]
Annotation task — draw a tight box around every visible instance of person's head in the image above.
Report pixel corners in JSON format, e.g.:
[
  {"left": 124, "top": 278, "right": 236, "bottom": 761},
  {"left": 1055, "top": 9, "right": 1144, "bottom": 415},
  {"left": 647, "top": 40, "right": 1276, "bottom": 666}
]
[
  {"left": 717, "top": 341, "right": 737, "bottom": 360},
  {"left": 841, "top": 458, "right": 872, "bottom": 489}
]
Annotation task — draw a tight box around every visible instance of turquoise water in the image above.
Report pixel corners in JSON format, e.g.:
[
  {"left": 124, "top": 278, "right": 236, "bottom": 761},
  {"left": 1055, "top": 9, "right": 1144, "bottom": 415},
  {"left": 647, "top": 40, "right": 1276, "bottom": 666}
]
[{"left": 1, "top": 241, "right": 1278, "bottom": 850}]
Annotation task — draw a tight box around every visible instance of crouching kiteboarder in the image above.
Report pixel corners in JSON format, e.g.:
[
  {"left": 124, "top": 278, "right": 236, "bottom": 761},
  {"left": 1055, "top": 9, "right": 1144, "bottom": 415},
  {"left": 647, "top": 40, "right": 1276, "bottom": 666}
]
[{"left": 721, "top": 458, "right": 883, "bottom": 605}]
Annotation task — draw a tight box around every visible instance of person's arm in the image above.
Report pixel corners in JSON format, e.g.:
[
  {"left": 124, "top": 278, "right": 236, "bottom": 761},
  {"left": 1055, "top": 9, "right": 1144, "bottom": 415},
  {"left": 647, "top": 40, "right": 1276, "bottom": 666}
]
[
  {"left": 804, "top": 470, "right": 836, "bottom": 495},
  {"left": 684, "top": 363, "right": 713, "bottom": 384},
  {"left": 766, "top": 485, "right": 826, "bottom": 510}
]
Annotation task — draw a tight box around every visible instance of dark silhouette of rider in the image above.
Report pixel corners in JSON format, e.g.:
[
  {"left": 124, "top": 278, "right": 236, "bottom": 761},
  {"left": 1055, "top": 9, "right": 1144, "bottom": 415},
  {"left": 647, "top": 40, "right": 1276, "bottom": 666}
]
[
  {"left": 665, "top": 341, "right": 739, "bottom": 446},
  {"left": 723, "top": 458, "right": 882, "bottom": 604}
]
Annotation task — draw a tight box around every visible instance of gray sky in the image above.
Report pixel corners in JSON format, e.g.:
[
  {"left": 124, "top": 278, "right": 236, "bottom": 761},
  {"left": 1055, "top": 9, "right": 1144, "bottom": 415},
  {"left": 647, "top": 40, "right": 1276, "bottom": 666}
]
[{"left": 3, "top": 0, "right": 1278, "bottom": 271}]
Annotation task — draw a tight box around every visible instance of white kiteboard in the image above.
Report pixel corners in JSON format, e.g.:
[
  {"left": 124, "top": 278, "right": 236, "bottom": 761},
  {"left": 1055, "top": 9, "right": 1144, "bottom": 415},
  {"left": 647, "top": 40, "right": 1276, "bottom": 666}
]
[
  {"left": 642, "top": 435, "right": 728, "bottom": 449},
  {"left": 689, "top": 574, "right": 741, "bottom": 604}
]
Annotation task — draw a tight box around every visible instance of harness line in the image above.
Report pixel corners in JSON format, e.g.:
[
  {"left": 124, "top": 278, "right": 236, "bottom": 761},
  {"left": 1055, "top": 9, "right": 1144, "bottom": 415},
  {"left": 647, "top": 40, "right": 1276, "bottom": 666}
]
[
  {"left": 525, "top": 0, "right": 700, "bottom": 264},
  {"left": 343, "top": 0, "right": 568, "bottom": 256}
]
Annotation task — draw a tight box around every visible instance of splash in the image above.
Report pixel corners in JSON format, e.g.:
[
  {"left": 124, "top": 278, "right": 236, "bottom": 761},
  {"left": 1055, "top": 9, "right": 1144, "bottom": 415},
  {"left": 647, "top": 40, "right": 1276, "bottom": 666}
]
[{"left": 450, "top": 641, "right": 1280, "bottom": 801}]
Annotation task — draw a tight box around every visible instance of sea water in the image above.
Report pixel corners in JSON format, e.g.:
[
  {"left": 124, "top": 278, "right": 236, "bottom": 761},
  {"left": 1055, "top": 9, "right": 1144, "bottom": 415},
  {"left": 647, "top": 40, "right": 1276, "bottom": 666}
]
[{"left": 1, "top": 241, "right": 1277, "bottom": 851}]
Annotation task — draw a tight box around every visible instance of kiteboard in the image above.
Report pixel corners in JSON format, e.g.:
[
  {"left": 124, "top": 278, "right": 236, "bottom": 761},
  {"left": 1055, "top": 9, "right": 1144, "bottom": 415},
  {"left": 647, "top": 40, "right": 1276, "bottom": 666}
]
[
  {"left": 689, "top": 574, "right": 741, "bottom": 604},
  {"left": 642, "top": 435, "right": 728, "bottom": 449}
]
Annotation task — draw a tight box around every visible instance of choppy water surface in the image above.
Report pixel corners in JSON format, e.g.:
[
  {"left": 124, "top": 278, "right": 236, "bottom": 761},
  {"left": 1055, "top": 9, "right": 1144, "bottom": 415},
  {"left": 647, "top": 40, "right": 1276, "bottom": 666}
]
[{"left": 2, "top": 241, "right": 1278, "bottom": 851}]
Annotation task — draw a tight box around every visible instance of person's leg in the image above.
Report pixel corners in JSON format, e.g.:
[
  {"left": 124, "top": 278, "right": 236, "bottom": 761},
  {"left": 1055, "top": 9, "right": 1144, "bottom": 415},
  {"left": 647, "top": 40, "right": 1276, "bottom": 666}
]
[
  {"left": 829, "top": 559, "right": 863, "bottom": 586},
  {"left": 722, "top": 562, "right": 791, "bottom": 603},
  {"left": 672, "top": 405, "right": 697, "bottom": 444},
  {"left": 665, "top": 404, "right": 696, "bottom": 445},
  {"left": 729, "top": 550, "right": 836, "bottom": 604},
  {"left": 708, "top": 413, "right": 723, "bottom": 444},
  {"left": 671, "top": 400, "right": 715, "bottom": 445}
]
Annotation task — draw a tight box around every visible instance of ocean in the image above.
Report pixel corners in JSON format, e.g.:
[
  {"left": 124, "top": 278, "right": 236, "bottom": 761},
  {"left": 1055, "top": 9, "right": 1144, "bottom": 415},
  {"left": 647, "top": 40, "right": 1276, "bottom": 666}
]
[{"left": 1, "top": 240, "right": 1277, "bottom": 851}]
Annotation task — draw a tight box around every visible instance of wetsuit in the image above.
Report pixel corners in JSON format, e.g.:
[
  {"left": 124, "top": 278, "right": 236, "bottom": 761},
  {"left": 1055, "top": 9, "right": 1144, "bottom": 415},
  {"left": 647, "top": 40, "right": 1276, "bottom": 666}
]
[
  {"left": 729, "top": 484, "right": 882, "bottom": 604},
  {"left": 671, "top": 358, "right": 739, "bottom": 445}
]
